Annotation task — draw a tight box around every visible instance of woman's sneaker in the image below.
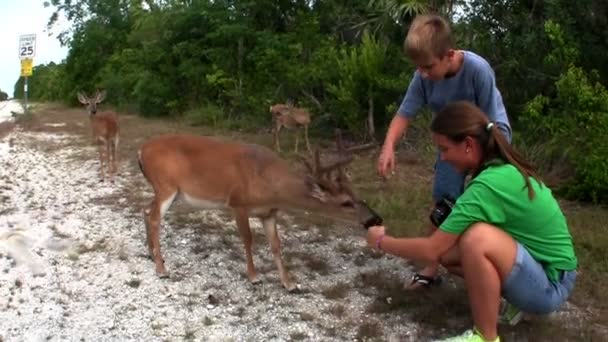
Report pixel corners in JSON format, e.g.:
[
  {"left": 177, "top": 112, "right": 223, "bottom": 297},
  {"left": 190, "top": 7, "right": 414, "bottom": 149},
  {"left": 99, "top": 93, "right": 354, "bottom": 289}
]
[
  {"left": 499, "top": 299, "right": 524, "bottom": 326},
  {"left": 433, "top": 328, "right": 500, "bottom": 342}
]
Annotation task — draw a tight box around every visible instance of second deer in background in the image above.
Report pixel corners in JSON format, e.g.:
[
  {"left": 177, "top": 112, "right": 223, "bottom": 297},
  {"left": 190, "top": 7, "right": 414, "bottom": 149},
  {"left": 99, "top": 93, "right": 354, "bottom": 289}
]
[
  {"left": 269, "top": 103, "right": 311, "bottom": 154},
  {"left": 77, "top": 90, "right": 120, "bottom": 182}
]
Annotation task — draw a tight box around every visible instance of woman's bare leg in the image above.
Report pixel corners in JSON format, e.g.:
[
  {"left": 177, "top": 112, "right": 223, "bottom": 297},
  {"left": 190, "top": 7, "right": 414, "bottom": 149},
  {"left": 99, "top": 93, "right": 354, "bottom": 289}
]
[
  {"left": 459, "top": 223, "right": 518, "bottom": 340},
  {"left": 407, "top": 219, "right": 440, "bottom": 289}
]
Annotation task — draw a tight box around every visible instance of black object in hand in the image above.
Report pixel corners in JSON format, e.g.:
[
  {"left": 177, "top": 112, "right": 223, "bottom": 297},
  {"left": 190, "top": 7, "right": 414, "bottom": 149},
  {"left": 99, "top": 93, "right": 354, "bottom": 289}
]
[
  {"left": 362, "top": 202, "right": 383, "bottom": 229},
  {"left": 363, "top": 215, "right": 383, "bottom": 230},
  {"left": 429, "top": 195, "right": 456, "bottom": 227}
]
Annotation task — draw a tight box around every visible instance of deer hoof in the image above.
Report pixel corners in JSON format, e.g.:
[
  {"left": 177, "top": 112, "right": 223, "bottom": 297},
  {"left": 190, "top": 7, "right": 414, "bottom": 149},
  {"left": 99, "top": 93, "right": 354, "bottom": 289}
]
[
  {"left": 285, "top": 282, "right": 300, "bottom": 293},
  {"left": 156, "top": 266, "right": 169, "bottom": 278},
  {"left": 248, "top": 274, "right": 260, "bottom": 285}
]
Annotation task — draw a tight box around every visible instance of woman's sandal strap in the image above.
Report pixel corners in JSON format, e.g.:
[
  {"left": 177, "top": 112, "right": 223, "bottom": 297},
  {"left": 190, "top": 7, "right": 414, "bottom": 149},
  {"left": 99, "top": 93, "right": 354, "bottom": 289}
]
[{"left": 411, "top": 273, "right": 438, "bottom": 287}]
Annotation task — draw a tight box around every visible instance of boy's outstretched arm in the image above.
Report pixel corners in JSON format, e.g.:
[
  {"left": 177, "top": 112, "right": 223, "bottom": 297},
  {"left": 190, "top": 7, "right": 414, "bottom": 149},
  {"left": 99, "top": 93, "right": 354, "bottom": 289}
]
[{"left": 377, "top": 115, "right": 410, "bottom": 177}]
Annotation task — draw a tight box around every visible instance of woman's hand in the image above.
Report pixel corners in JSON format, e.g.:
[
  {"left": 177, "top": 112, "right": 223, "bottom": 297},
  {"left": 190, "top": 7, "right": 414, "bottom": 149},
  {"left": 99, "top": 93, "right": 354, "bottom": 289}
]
[{"left": 367, "top": 225, "right": 386, "bottom": 250}]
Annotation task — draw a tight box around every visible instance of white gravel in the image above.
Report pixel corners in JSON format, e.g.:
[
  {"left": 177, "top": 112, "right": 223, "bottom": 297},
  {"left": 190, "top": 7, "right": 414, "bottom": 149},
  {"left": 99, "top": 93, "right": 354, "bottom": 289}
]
[
  {"left": 0, "top": 124, "right": 424, "bottom": 341},
  {"left": 0, "top": 100, "right": 23, "bottom": 122}
]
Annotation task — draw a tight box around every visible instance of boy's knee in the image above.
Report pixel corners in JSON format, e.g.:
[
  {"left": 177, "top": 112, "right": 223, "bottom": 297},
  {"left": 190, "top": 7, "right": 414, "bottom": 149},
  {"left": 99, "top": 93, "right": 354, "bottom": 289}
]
[{"left": 432, "top": 159, "right": 466, "bottom": 201}]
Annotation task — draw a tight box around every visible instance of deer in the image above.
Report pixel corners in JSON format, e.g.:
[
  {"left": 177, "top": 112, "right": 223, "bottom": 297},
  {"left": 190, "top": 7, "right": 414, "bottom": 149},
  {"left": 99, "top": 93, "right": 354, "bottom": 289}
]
[
  {"left": 77, "top": 90, "right": 119, "bottom": 182},
  {"left": 269, "top": 103, "right": 312, "bottom": 154},
  {"left": 137, "top": 132, "right": 382, "bottom": 291}
]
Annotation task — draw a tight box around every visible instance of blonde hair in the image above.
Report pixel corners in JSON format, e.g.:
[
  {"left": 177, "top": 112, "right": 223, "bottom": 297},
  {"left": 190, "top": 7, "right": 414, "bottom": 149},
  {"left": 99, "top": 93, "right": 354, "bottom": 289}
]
[{"left": 404, "top": 14, "right": 454, "bottom": 63}]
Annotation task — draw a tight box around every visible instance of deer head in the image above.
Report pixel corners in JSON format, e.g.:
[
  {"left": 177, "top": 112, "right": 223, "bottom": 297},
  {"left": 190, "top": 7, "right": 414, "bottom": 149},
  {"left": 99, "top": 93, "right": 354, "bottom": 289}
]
[
  {"left": 295, "top": 130, "right": 382, "bottom": 229},
  {"left": 269, "top": 103, "right": 293, "bottom": 117},
  {"left": 77, "top": 90, "right": 107, "bottom": 115}
]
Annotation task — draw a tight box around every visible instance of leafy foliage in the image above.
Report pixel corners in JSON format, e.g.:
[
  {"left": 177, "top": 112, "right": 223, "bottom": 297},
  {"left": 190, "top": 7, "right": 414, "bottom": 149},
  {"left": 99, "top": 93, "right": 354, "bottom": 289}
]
[
  {"left": 522, "top": 67, "right": 608, "bottom": 202},
  {"left": 11, "top": 0, "right": 608, "bottom": 202},
  {"left": 13, "top": 62, "right": 68, "bottom": 101},
  {"left": 328, "top": 32, "right": 408, "bottom": 139},
  {"left": 520, "top": 22, "right": 608, "bottom": 202}
]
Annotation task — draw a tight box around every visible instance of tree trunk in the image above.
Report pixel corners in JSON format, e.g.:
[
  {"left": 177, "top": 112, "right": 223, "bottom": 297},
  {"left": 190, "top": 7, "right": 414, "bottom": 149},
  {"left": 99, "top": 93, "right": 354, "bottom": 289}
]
[
  {"left": 237, "top": 37, "right": 244, "bottom": 98},
  {"left": 367, "top": 87, "right": 376, "bottom": 142}
]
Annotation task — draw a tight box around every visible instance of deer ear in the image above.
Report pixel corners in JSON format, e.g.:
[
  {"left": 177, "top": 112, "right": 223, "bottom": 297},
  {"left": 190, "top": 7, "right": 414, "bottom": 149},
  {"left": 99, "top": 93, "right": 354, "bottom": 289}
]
[
  {"left": 96, "top": 90, "right": 107, "bottom": 103},
  {"left": 310, "top": 183, "right": 327, "bottom": 202},
  {"left": 77, "top": 91, "right": 88, "bottom": 105},
  {"left": 306, "top": 178, "right": 327, "bottom": 202}
]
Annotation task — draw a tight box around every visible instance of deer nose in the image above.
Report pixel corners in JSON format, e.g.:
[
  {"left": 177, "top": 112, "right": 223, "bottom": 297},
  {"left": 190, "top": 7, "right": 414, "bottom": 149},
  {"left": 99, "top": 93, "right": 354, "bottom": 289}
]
[{"left": 361, "top": 201, "right": 383, "bottom": 229}]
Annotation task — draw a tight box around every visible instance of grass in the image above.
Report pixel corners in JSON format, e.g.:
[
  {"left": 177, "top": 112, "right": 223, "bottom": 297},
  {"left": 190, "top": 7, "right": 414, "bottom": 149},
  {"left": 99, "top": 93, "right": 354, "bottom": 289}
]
[
  {"left": 356, "top": 320, "right": 384, "bottom": 342},
  {"left": 324, "top": 303, "right": 346, "bottom": 317},
  {"left": 15, "top": 102, "right": 608, "bottom": 341},
  {"left": 321, "top": 281, "right": 350, "bottom": 300}
]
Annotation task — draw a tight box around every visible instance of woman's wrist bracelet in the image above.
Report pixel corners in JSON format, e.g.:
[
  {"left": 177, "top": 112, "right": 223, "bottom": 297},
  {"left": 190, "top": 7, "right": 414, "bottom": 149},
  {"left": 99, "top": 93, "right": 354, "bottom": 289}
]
[{"left": 376, "top": 233, "right": 385, "bottom": 250}]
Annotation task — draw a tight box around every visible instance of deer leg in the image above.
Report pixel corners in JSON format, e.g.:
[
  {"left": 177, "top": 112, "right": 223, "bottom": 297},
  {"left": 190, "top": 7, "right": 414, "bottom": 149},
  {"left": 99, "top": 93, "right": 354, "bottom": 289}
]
[
  {"left": 110, "top": 136, "right": 118, "bottom": 179},
  {"left": 304, "top": 125, "right": 311, "bottom": 153},
  {"left": 115, "top": 135, "right": 120, "bottom": 172},
  {"left": 106, "top": 139, "right": 113, "bottom": 182},
  {"left": 261, "top": 212, "right": 296, "bottom": 291},
  {"left": 97, "top": 142, "right": 106, "bottom": 182},
  {"left": 274, "top": 123, "right": 282, "bottom": 153},
  {"left": 143, "top": 190, "right": 177, "bottom": 278},
  {"left": 294, "top": 130, "right": 299, "bottom": 154},
  {"left": 234, "top": 208, "right": 259, "bottom": 284}
]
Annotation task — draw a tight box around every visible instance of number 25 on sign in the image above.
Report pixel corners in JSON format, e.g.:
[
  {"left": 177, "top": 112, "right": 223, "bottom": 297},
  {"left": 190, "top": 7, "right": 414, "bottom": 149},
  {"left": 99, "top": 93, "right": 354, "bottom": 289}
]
[{"left": 19, "top": 34, "right": 36, "bottom": 59}]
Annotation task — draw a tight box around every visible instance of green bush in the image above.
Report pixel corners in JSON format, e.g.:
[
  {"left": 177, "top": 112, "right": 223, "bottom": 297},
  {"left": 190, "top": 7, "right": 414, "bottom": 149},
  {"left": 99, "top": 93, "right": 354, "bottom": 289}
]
[
  {"left": 184, "top": 103, "right": 224, "bottom": 127},
  {"left": 520, "top": 66, "right": 608, "bottom": 203},
  {"left": 134, "top": 71, "right": 175, "bottom": 117}
]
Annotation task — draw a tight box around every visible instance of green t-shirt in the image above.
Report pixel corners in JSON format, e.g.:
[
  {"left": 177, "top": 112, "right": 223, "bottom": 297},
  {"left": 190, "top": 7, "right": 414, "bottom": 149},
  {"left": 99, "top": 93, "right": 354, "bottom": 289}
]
[{"left": 440, "top": 162, "right": 577, "bottom": 281}]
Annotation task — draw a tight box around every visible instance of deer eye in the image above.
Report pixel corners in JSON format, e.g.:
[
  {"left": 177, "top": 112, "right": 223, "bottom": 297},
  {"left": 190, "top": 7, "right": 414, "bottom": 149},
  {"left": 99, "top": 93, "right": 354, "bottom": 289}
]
[{"left": 340, "top": 200, "right": 355, "bottom": 208}]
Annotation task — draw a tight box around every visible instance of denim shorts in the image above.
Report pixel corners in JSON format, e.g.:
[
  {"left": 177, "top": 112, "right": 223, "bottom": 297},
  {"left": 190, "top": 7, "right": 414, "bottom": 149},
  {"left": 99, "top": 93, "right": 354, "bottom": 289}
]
[
  {"left": 502, "top": 242, "right": 577, "bottom": 314},
  {"left": 432, "top": 123, "right": 512, "bottom": 202}
]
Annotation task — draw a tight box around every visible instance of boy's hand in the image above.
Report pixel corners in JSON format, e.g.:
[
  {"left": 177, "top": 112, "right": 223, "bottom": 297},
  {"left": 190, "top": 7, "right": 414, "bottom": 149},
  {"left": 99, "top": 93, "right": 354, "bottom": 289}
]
[{"left": 377, "top": 148, "right": 395, "bottom": 178}]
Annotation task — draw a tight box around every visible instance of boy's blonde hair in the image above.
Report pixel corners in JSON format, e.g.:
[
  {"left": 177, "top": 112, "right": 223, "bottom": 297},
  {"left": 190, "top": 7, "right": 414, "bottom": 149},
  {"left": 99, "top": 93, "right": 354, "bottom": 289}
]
[{"left": 404, "top": 14, "right": 454, "bottom": 63}]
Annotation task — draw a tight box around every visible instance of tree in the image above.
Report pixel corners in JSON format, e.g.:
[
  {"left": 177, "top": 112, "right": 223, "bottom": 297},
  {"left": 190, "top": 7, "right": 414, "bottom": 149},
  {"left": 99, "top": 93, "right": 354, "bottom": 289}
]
[{"left": 329, "top": 32, "right": 406, "bottom": 140}]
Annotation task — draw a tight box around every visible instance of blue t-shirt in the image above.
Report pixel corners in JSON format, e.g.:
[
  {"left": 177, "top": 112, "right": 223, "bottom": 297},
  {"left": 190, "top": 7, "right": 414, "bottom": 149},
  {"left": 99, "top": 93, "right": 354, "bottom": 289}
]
[{"left": 398, "top": 51, "right": 512, "bottom": 141}]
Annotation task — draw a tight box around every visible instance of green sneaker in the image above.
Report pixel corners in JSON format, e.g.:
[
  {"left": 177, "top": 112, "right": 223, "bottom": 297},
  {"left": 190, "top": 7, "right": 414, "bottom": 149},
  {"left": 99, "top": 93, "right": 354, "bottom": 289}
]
[
  {"left": 499, "top": 299, "right": 524, "bottom": 326},
  {"left": 433, "top": 328, "right": 500, "bottom": 342}
]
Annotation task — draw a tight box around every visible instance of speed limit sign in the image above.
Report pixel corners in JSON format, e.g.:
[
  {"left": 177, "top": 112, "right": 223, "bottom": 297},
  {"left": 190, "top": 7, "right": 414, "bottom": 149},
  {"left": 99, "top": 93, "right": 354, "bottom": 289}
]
[{"left": 19, "top": 34, "right": 36, "bottom": 60}]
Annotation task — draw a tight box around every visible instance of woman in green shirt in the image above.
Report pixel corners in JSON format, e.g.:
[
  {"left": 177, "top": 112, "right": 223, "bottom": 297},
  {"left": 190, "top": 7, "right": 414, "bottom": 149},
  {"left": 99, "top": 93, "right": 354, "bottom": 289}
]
[{"left": 367, "top": 101, "right": 577, "bottom": 342}]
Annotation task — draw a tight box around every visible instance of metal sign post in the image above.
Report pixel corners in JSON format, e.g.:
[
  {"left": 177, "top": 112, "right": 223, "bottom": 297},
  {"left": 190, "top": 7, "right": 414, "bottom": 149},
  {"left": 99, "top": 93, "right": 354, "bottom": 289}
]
[{"left": 19, "top": 34, "right": 36, "bottom": 113}]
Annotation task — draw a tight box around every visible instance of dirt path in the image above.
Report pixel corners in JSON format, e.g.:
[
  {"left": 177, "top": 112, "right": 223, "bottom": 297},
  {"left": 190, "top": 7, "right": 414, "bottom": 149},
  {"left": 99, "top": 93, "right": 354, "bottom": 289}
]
[{"left": 0, "top": 105, "right": 426, "bottom": 341}]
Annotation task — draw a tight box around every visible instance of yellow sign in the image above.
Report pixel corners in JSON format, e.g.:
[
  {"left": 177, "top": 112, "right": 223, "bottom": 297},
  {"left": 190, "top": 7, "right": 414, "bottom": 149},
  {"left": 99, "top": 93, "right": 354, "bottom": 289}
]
[{"left": 21, "top": 58, "right": 33, "bottom": 77}]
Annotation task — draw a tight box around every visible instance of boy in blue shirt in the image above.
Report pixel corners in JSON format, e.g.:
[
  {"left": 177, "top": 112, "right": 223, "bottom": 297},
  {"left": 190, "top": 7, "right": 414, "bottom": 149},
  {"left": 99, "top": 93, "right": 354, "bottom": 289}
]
[{"left": 377, "top": 14, "right": 512, "bottom": 289}]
